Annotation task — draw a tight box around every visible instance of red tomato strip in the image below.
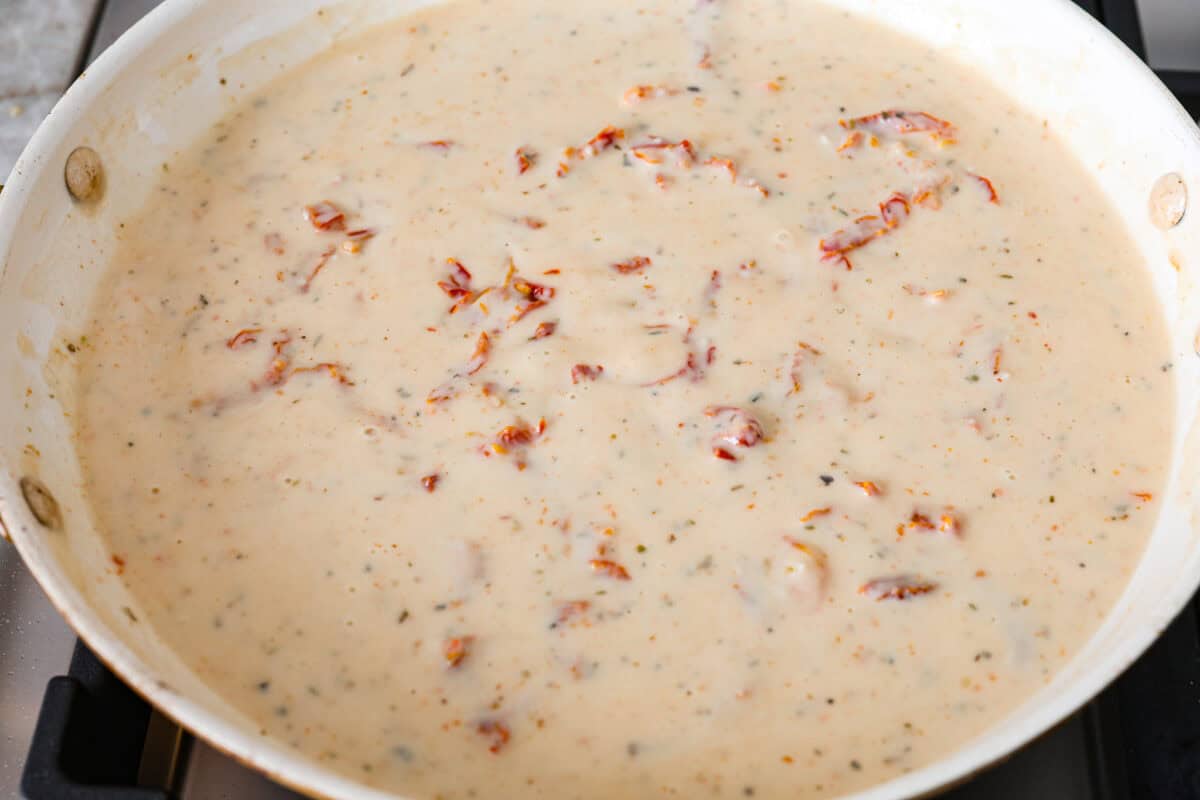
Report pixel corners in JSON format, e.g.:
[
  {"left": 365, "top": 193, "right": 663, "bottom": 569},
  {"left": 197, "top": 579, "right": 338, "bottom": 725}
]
[
  {"left": 839, "top": 110, "right": 956, "bottom": 143},
  {"left": 303, "top": 201, "right": 345, "bottom": 231},
  {"left": 818, "top": 192, "right": 913, "bottom": 270},
  {"left": 226, "top": 328, "right": 262, "bottom": 350},
  {"left": 571, "top": 364, "right": 604, "bottom": 383},
  {"left": 859, "top": 576, "right": 937, "bottom": 600},
  {"left": 300, "top": 247, "right": 337, "bottom": 293},
  {"left": 613, "top": 256, "right": 652, "bottom": 275},
  {"left": 968, "top": 172, "right": 1000, "bottom": 204}
]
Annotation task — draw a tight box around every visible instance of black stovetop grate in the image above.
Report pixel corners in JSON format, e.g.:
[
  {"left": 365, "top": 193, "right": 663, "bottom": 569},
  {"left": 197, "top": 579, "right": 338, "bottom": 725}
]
[
  {"left": 18, "top": 0, "right": 1200, "bottom": 797},
  {"left": 1078, "top": 0, "right": 1200, "bottom": 116}
]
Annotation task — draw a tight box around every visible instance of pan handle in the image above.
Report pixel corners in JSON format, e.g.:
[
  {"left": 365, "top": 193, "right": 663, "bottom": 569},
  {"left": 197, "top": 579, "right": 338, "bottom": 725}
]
[{"left": 20, "top": 641, "right": 171, "bottom": 800}]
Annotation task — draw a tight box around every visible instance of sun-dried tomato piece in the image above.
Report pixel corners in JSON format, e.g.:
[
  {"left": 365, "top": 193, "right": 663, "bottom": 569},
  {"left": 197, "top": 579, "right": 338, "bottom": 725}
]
[
  {"left": 1132, "top": 491, "right": 1154, "bottom": 502},
  {"left": 420, "top": 139, "right": 454, "bottom": 152},
  {"left": 437, "top": 258, "right": 477, "bottom": 312},
  {"left": 644, "top": 328, "right": 713, "bottom": 387},
  {"left": 647, "top": 352, "right": 697, "bottom": 387},
  {"left": 789, "top": 341, "right": 820, "bottom": 394},
  {"left": 897, "top": 511, "right": 934, "bottom": 538},
  {"left": 744, "top": 178, "right": 769, "bottom": 198},
  {"left": 466, "top": 332, "right": 491, "bottom": 376},
  {"left": 557, "top": 126, "right": 626, "bottom": 175},
  {"left": 483, "top": 418, "right": 547, "bottom": 463},
  {"left": 515, "top": 147, "right": 536, "bottom": 174},
  {"left": 836, "top": 131, "right": 863, "bottom": 152},
  {"left": 291, "top": 362, "right": 354, "bottom": 386},
  {"left": 421, "top": 473, "right": 440, "bottom": 492},
  {"left": 303, "top": 201, "right": 345, "bottom": 231},
  {"left": 623, "top": 85, "right": 678, "bottom": 104},
  {"left": 703, "top": 269, "right": 723, "bottom": 308},
  {"left": 226, "top": 328, "right": 262, "bottom": 349},
  {"left": 800, "top": 507, "right": 831, "bottom": 523},
  {"left": 571, "top": 364, "right": 604, "bottom": 384},
  {"left": 819, "top": 216, "right": 884, "bottom": 262},
  {"left": 781, "top": 537, "right": 829, "bottom": 608},
  {"left": 854, "top": 481, "right": 883, "bottom": 497},
  {"left": 612, "top": 256, "right": 652, "bottom": 275},
  {"left": 704, "top": 156, "right": 737, "bottom": 182},
  {"left": 580, "top": 125, "right": 624, "bottom": 158},
  {"left": 839, "top": 110, "right": 956, "bottom": 143},
  {"left": 497, "top": 420, "right": 540, "bottom": 446},
  {"left": 782, "top": 537, "right": 830, "bottom": 582},
  {"left": 705, "top": 405, "right": 765, "bottom": 461},
  {"left": 818, "top": 191, "right": 916, "bottom": 269},
  {"left": 880, "top": 193, "right": 910, "bottom": 226},
  {"left": 589, "top": 559, "right": 631, "bottom": 580},
  {"left": 530, "top": 321, "right": 557, "bottom": 340},
  {"left": 968, "top": 173, "right": 1000, "bottom": 204},
  {"left": 706, "top": 406, "right": 764, "bottom": 446},
  {"left": 633, "top": 141, "right": 763, "bottom": 196},
  {"left": 477, "top": 720, "right": 511, "bottom": 754},
  {"left": 299, "top": 247, "right": 337, "bottom": 294},
  {"left": 518, "top": 216, "right": 546, "bottom": 229},
  {"left": 512, "top": 277, "right": 555, "bottom": 301},
  {"left": 342, "top": 227, "right": 376, "bottom": 254},
  {"left": 630, "top": 137, "right": 696, "bottom": 168},
  {"left": 427, "top": 380, "right": 458, "bottom": 404},
  {"left": 256, "top": 333, "right": 293, "bottom": 389},
  {"left": 444, "top": 636, "right": 474, "bottom": 669},
  {"left": 554, "top": 600, "right": 591, "bottom": 626},
  {"left": 496, "top": 427, "right": 533, "bottom": 448},
  {"left": 902, "top": 284, "right": 952, "bottom": 303},
  {"left": 859, "top": 576, "right": 937, "bottom": 601},
  {"left": 938, "top": 511, "right": 962, "bottom": 537},
  {"left": 438, "top": 259, "right": 473, "bottom": 297},
  {"left": 503, "top": 302, "right": 542, "bottom": 327},
  {"left": 898, "top": 507, "right": 962, "bottom": 538},
  {"left": 629, "top": 147, "right": 662, "bottom": 165}
]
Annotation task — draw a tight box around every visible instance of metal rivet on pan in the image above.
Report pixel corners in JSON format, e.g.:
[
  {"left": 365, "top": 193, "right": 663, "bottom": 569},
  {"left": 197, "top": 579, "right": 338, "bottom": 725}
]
[
  {"left": 19, "top": 476, "right": 62, "bottom": 530},
  {"left": 1149, "top": 172, "right": 1187, "bottom": 230},
  {"left": 64, "top": 146, "right": 104, "bottom": 203}
]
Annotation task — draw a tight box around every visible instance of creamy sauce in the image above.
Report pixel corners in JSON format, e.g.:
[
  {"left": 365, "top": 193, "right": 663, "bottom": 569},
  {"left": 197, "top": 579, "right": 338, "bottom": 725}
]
[{"left": 74, "top": 1, "right": 1174, "bottom": 797}]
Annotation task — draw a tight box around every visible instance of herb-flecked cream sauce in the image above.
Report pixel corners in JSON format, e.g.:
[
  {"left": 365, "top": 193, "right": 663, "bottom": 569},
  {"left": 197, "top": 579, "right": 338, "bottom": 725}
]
[{"left": 75, "top": 0, "right": 1173, "bottom": 796}]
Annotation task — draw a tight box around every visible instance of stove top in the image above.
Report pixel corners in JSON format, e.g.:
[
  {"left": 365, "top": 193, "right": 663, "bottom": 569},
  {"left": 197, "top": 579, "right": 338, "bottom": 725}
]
[{"left": 2, "top": 0, "right": 1199, "bottom": 797}]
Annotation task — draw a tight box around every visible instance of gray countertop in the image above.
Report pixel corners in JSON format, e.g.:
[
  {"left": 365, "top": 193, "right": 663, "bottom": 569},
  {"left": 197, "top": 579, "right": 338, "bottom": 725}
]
[{"left": 0, "top": 0, "right": 100, "bottom": 181}]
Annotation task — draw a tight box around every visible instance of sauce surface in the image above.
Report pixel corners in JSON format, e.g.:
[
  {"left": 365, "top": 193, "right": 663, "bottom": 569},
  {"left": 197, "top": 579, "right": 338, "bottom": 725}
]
[{"left": 75, "top": 1, "right": 1173, "bottom": 797}]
